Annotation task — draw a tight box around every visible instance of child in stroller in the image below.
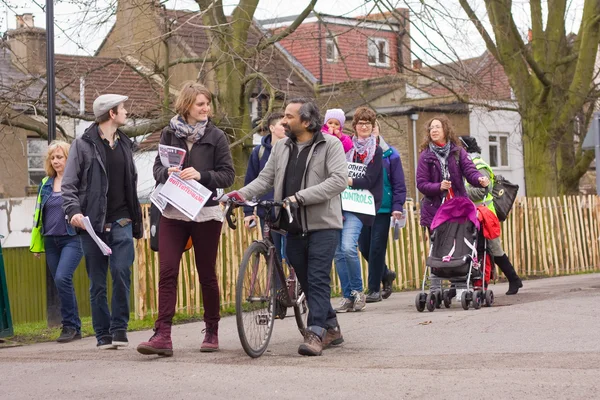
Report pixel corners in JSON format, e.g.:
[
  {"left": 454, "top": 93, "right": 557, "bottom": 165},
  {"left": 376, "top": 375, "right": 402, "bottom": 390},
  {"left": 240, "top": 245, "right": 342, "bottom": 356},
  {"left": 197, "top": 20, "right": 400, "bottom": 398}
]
[{"left": 415, "top": 197, "right": 495, "bottom": 312}]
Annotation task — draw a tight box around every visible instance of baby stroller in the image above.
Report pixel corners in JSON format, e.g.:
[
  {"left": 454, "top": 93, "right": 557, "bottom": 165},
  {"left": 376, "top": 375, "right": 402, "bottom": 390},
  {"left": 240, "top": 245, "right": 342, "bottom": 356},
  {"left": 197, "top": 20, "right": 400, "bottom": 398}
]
[{"left": 415, "top": 197, "right": 494, "bottom": 312}]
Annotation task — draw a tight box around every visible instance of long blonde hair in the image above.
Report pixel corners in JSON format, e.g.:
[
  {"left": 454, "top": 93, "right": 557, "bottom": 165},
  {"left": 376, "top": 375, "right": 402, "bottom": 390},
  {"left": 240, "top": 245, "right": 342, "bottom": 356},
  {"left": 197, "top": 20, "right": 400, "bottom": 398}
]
[{"left": 44, "top": 140, "right": 70, "bottom": 177}]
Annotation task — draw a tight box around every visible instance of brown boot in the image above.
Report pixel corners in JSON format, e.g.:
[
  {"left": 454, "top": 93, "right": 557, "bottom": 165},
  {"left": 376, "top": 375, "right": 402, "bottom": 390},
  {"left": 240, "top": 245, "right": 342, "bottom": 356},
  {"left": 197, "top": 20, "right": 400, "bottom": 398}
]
[
  {"left": 298, "top": 330, "right": 323, "bottom": 356},
  {"left": 200, "top": 323, "right": 219, "bottom": 352},
  {"left": 137, "top": 328, "right": 173, "bottom": 357},
  {"left": 322, "top": 323, "right": 344, "bottom": 349}
]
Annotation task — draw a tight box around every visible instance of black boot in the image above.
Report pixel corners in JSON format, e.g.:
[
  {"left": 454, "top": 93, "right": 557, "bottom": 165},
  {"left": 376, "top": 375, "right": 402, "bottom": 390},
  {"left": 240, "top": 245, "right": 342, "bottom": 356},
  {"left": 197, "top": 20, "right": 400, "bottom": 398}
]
[{"left": 494, "top": 254, "right": 522, "bottom": 295}]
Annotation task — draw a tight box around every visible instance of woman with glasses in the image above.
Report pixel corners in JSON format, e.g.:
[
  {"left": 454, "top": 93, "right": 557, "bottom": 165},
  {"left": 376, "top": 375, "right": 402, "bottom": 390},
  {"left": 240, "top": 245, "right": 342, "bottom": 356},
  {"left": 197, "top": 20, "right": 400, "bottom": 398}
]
[
  {"left": 334, "top": 107, "right": 383, "bottom": 313},
  {"left": 416, "top": 115, "right": 489, "bottom": 231}
]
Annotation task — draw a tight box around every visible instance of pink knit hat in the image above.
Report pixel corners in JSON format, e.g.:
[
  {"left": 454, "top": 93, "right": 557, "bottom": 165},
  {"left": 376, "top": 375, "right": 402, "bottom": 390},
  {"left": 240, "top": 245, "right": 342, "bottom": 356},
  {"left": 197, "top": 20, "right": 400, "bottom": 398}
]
[{"left": 323, "top": 108, "right": 346, "bottom": 130}]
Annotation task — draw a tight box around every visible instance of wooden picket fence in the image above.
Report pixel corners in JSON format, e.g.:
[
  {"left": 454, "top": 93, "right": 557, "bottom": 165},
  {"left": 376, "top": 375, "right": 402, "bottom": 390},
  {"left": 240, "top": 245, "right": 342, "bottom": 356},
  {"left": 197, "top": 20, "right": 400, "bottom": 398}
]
[{"left": 133, "top": 196, "right": 600, "bottom": 319}]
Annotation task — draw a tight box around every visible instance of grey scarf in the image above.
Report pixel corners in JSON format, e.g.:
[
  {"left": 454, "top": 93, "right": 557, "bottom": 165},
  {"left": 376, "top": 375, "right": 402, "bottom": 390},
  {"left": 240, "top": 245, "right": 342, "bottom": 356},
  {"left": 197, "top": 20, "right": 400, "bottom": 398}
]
[
  {"left": 170, "top": 115, "right": 207, "bottom": 143},
  {"left": 429, "top": 142, "right": 451, "bottom": 180}
]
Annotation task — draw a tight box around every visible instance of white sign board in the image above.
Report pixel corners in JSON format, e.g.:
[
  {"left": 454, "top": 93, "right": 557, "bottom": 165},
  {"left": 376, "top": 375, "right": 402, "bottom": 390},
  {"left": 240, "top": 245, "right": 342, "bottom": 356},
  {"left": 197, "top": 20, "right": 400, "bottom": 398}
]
[
  {"left": 158, "top": 173, "right": 212, "bottom": 220},
  {"left": 341, "top": 162, "right": 376, "bottom": 215}
]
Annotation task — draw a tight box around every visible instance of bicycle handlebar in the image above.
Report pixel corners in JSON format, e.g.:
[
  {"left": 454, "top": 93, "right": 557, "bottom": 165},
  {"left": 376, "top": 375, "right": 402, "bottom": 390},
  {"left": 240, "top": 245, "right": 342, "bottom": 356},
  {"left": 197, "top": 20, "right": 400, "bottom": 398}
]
[{"left": 218, "top": 197, "right": 293, "bottom": 230}]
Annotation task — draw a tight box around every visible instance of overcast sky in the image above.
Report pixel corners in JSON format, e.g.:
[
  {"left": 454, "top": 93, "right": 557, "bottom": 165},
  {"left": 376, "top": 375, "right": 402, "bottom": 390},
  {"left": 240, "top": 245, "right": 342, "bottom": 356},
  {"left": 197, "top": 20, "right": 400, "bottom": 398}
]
[{"left": 0, "top": 0, "right": 585, "bottom": 65}]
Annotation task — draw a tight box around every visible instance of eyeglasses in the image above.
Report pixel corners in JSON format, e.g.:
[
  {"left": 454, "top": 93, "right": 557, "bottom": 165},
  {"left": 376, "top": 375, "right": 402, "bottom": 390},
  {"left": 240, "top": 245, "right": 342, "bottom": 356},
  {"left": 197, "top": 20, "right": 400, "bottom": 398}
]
[
  {"left": 356, "top": 122, "right": 373, "bottom": 128},
  {"left": 428, "top": 125, "right": 443, "bottom": 131}
]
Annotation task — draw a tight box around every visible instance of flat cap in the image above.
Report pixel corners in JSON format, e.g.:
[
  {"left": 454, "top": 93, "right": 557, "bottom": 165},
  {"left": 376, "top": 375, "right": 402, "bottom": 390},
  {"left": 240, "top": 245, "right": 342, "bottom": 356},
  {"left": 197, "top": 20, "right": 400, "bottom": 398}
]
[{"left": 93, "top": 94, "right": 128, "bottom": 118}]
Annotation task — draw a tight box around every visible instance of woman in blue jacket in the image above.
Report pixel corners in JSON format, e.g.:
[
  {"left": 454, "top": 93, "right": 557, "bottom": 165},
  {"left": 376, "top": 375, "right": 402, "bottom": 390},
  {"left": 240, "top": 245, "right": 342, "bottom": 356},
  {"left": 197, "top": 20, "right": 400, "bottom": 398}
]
[
  {"left": 30, "top": 140, "right": 83, "bottom": 343},
  {"left": 359, "top": 122, "right": 406, "bottom": 302}
]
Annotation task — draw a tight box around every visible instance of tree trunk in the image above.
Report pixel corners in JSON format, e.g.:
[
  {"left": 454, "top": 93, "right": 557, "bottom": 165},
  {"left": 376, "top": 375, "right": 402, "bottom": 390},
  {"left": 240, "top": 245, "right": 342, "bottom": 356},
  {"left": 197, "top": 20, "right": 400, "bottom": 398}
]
[{"left": 521, "top": 115, "right": 558, "bottom": 196}]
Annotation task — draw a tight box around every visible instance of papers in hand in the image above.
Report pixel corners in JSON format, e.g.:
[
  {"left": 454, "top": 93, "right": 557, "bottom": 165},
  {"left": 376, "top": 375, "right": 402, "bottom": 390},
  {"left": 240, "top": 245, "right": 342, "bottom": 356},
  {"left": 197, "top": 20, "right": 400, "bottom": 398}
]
[
  {"left": 150, "top": 183, "right": 166, "bottom": 212},
  {"left": 82, "top": 216, "right": 112, "bottom": 255},
  {"left": 157, "top": 173, "right": 212, "bottom": 220},
  {"left": 159, "top": 144, "right": 186, "bottom": 168}
]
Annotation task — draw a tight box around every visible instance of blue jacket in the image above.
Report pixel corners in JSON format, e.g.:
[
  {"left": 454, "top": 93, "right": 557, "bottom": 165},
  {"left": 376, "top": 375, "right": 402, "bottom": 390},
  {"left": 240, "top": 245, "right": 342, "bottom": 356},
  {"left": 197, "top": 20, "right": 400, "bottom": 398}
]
[
  {"left": 243, "top": 133, "right": 274, "bottom": 219},
  {"left": 36, "top": 176, "right": 77, "bottom": 236},
  {"left": 378, "top": 142, "right": 406, "bottom": 214}
]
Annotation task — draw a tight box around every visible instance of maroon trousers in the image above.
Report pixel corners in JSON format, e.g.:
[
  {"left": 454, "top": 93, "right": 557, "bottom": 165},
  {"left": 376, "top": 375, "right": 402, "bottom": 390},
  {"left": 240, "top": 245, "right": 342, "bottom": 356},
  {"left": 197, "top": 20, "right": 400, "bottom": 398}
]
[{"left": 155, "top": 216, "right": 222, "bottom": 331}]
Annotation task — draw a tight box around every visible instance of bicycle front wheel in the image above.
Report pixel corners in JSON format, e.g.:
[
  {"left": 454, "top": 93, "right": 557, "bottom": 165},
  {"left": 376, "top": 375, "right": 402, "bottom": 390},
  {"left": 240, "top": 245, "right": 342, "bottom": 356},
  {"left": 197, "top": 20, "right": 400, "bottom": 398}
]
[{"left": 236, "top": 241, "right": 275, "bottom": 358}]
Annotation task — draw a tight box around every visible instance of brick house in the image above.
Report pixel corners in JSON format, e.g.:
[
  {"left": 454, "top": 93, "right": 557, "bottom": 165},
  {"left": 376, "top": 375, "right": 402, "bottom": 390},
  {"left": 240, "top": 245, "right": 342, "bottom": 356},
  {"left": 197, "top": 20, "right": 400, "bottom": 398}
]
[
  {"left": 0, "top": 14, "right": 164, "bottom": 198},
  {"left": 96, "top": 0, "right": 316, "bottom": 125},
  {"left": 261, "top": 8, "right": 411, "bottom": 85}
]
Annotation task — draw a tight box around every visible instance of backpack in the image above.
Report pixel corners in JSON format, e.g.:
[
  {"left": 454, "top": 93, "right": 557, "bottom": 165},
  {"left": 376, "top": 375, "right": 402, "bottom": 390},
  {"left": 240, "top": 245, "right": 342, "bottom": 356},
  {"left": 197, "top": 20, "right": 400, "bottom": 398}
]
[{"left": 492, "top": 175, "right": 519, "bottom": 222}]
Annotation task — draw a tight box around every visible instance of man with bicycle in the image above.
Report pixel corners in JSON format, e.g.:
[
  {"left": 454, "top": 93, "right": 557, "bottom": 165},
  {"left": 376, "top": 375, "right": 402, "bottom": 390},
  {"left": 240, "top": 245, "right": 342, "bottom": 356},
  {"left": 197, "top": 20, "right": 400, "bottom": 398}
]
[{"left": 231, "top": 98, "right": 348, "bottom": 356}]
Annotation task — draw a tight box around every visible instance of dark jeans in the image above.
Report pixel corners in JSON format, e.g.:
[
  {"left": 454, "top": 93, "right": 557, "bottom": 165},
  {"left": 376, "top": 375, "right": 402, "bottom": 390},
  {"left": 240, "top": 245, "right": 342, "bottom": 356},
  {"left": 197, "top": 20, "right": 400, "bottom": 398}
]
[
  {"left": 155, "top": 217, "right": 222, "bottom": 331},
  {"left": 44, "top": 235, "right": 83, "bottom": 331},
  {"left": 359, "top": 213, "right": 391, "bottom": 293},
  {"left": 286, "top": 229, "right": 340, "bottom": 339},
  {"left": 81, "top": 222, "right": 134, "bottom": 340}
]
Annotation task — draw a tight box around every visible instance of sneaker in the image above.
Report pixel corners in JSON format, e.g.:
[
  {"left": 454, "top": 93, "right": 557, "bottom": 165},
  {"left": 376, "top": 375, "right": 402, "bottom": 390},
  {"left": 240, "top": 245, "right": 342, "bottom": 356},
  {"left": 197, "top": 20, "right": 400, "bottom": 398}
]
[
  {"left": 96, "top": 335, "right": 114, "bottom": 349},
  {"left": 365, "top": 291, "right": 382, "bottom": 303},
  {"left": 334, "top": 297, "right": 354, "bottom": 313},
  {"left": 298, "top": 330, "right": 323, "bottom": 356},
  {"left": 322, "top": 324, "right": 344, "bottom": 349},
  {"left": 200, "top": 323, "right": 219, "bottom": 352},
  {"left": 381, "top": 270, "right": 397, "bottom": 299},
  {"left": 137, "top": 331, "right": 173, "bottom": 357},
  {"left": 56, "top": 326, "right": 81, "bottom": 343},
  {"left": 112, "top": 330, "right": 129, "bottom": 347},
  {"left": 352, "top": 290, "right": 366, "bottom": 311}
]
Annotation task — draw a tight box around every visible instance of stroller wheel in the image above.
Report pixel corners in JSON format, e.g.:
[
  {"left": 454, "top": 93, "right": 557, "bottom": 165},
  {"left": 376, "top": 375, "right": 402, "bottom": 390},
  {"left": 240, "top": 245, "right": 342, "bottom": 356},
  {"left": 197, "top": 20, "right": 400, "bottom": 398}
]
[
  {"left": 443, "top": 290, "right": 452, "bottom": 308},
  {"left": 485, "top": 290, "right": 494, "bottom": 307},
  {"left": 435, "top": 290, "right": 443, "bottom": 308},
  {"left": 461, "top": 291, "right": 470, "bottom": 310},
  {"left": 415, "top": 293, "right": 426, "bottom": 312},
  {"left": 473, "top": 290, "right": 482, "bottom": 310},
  {"left": 426, "top": 292, "right": 436, "bottom": 312}
]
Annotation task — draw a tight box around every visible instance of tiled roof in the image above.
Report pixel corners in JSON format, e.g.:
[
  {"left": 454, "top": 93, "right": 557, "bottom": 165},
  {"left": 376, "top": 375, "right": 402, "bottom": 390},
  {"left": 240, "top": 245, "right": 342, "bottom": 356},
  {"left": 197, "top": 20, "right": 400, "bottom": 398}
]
[
  {"left": 317, "top": 75, "right": 406, "bottom": 112},
  {"left": 417, "top": 51, "right": 512, "bottom": 101},
  {"left": 54, "top": 54, "right": 165, "bottom": 118},
  {"left": 164, "top": 9, "right": 315, "bottom": 98},
  {"left": 0, "top": 47, "right": 77, "bottom": 113}
]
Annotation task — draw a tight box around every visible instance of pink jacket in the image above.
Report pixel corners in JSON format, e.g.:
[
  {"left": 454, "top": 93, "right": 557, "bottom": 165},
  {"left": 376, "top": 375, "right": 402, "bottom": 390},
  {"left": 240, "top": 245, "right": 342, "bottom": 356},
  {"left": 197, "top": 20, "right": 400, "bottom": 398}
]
[{"left": 321, "top": 125, "right": 353, "bottom": 153}]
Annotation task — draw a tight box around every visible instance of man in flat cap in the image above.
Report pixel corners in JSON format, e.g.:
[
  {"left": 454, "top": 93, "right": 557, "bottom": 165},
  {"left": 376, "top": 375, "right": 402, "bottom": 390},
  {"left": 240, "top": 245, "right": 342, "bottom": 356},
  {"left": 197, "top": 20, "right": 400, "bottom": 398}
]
[{"left": 62, "top": 94, "right": 142, "bottom": 349}]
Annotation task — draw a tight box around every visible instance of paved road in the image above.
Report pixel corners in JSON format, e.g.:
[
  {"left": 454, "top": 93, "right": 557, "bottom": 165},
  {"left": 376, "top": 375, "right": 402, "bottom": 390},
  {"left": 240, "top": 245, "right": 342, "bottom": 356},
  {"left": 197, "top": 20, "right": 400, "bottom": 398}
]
[{"left": 2, "top": 274, "right": 600, "bottom": 399}]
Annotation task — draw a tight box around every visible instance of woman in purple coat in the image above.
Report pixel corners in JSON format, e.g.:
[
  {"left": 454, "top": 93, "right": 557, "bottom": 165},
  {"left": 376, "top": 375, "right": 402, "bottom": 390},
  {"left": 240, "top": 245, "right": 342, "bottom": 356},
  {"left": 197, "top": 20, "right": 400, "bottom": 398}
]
[{"left": 416, "top": 115, "right": 489, "bottom": 230}]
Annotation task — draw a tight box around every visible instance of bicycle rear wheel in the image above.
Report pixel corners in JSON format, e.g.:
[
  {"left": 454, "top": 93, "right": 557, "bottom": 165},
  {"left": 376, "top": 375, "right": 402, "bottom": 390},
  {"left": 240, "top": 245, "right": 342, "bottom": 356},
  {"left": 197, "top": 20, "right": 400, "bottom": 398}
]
[{"left": 236, "top": 241, "right": 275, "bottom": 358}]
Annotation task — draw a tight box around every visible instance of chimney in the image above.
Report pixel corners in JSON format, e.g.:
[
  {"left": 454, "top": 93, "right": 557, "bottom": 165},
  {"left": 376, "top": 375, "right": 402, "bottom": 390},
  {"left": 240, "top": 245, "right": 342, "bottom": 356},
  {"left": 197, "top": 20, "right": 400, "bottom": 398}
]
[
  {"left": 16, "top": 13, "right": 35, "bottom": 28},
  {"left": 7, "top": 14, "right": 47, "bottom": 75},
  {"left": 412, "top": 59, "right": 422, "bottom": 70}
]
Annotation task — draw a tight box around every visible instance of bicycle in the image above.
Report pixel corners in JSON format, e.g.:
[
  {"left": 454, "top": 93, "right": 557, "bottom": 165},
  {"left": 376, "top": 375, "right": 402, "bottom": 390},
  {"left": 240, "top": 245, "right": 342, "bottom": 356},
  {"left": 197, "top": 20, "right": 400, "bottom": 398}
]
[{"left": 220, "top": 194, "right": 308, "bottom": 358}]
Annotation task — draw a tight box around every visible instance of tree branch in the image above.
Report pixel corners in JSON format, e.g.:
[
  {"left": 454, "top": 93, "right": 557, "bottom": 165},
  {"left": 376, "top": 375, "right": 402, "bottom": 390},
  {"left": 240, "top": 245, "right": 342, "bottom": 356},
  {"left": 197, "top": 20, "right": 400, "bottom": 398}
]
[
  {"left": 458, "top": 0, "right": 500, "bottom": 60},
  {"left": 255, "top": 0, "right": 317, "bottom": 53}
]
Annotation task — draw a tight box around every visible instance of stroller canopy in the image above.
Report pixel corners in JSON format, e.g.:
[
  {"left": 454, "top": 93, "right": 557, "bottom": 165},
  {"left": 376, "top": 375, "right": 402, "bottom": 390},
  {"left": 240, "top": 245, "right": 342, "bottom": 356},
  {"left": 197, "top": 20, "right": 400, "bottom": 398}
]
[{"left": 430, "top": 197, "right": 479, "bottom": 231}]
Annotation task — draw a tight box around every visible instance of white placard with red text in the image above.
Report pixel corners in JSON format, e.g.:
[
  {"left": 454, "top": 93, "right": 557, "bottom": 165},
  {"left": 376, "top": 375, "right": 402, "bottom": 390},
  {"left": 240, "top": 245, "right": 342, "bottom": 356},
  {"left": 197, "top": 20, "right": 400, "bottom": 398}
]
[{"left": 158, "top": 173, "right": 211, "bottom": 220}]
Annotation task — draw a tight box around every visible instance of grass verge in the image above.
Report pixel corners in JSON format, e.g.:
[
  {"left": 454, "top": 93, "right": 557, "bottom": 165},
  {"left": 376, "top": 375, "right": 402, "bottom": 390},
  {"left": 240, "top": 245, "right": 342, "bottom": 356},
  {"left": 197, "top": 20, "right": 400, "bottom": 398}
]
[{"left": 7, "top": 305, "right": 236, "bottom": 345}]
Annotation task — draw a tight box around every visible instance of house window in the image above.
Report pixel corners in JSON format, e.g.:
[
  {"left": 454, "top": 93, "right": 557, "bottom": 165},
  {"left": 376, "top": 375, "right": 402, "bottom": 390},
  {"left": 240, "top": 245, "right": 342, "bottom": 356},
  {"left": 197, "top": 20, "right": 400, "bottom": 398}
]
[
  {"left": 367, "top": 38, "right": 389, "bottom": 67},
  {"left": 325, "top": 37, "right": 338, "bottom": 62},
  {"left": 27, "top": 138, "right": 47, "bottom": 185},
  {"left": 488, "top": 133, "right": 509, "bottom": 168}
]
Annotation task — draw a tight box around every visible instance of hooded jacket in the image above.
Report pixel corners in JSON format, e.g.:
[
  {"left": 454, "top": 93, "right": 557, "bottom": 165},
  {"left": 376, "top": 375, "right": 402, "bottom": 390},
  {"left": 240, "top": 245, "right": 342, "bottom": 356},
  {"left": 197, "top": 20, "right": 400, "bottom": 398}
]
[{"left": 243, "top": 133, "right": 275, "bottom": 219}]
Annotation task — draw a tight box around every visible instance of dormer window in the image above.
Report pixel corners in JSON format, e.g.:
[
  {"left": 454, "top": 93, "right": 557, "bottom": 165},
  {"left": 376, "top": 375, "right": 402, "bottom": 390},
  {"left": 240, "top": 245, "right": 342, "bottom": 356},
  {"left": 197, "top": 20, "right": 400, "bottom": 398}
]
[
  {"left": 326, "top": 37, "right": 338, "bottom": 62},
  {"left": 367, "top": 38, "right": 389, "bottom": 67}
]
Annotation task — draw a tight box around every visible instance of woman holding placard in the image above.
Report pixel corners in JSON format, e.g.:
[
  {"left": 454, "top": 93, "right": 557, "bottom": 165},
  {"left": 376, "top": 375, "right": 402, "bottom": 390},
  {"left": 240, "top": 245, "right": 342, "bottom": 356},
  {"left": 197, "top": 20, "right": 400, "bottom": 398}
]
[
  {"left": 137, "top": 82, "right": 234, "bottom": 357},
  {"left": 334, "top": 107, "right": 383, "bottom": 313}
]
